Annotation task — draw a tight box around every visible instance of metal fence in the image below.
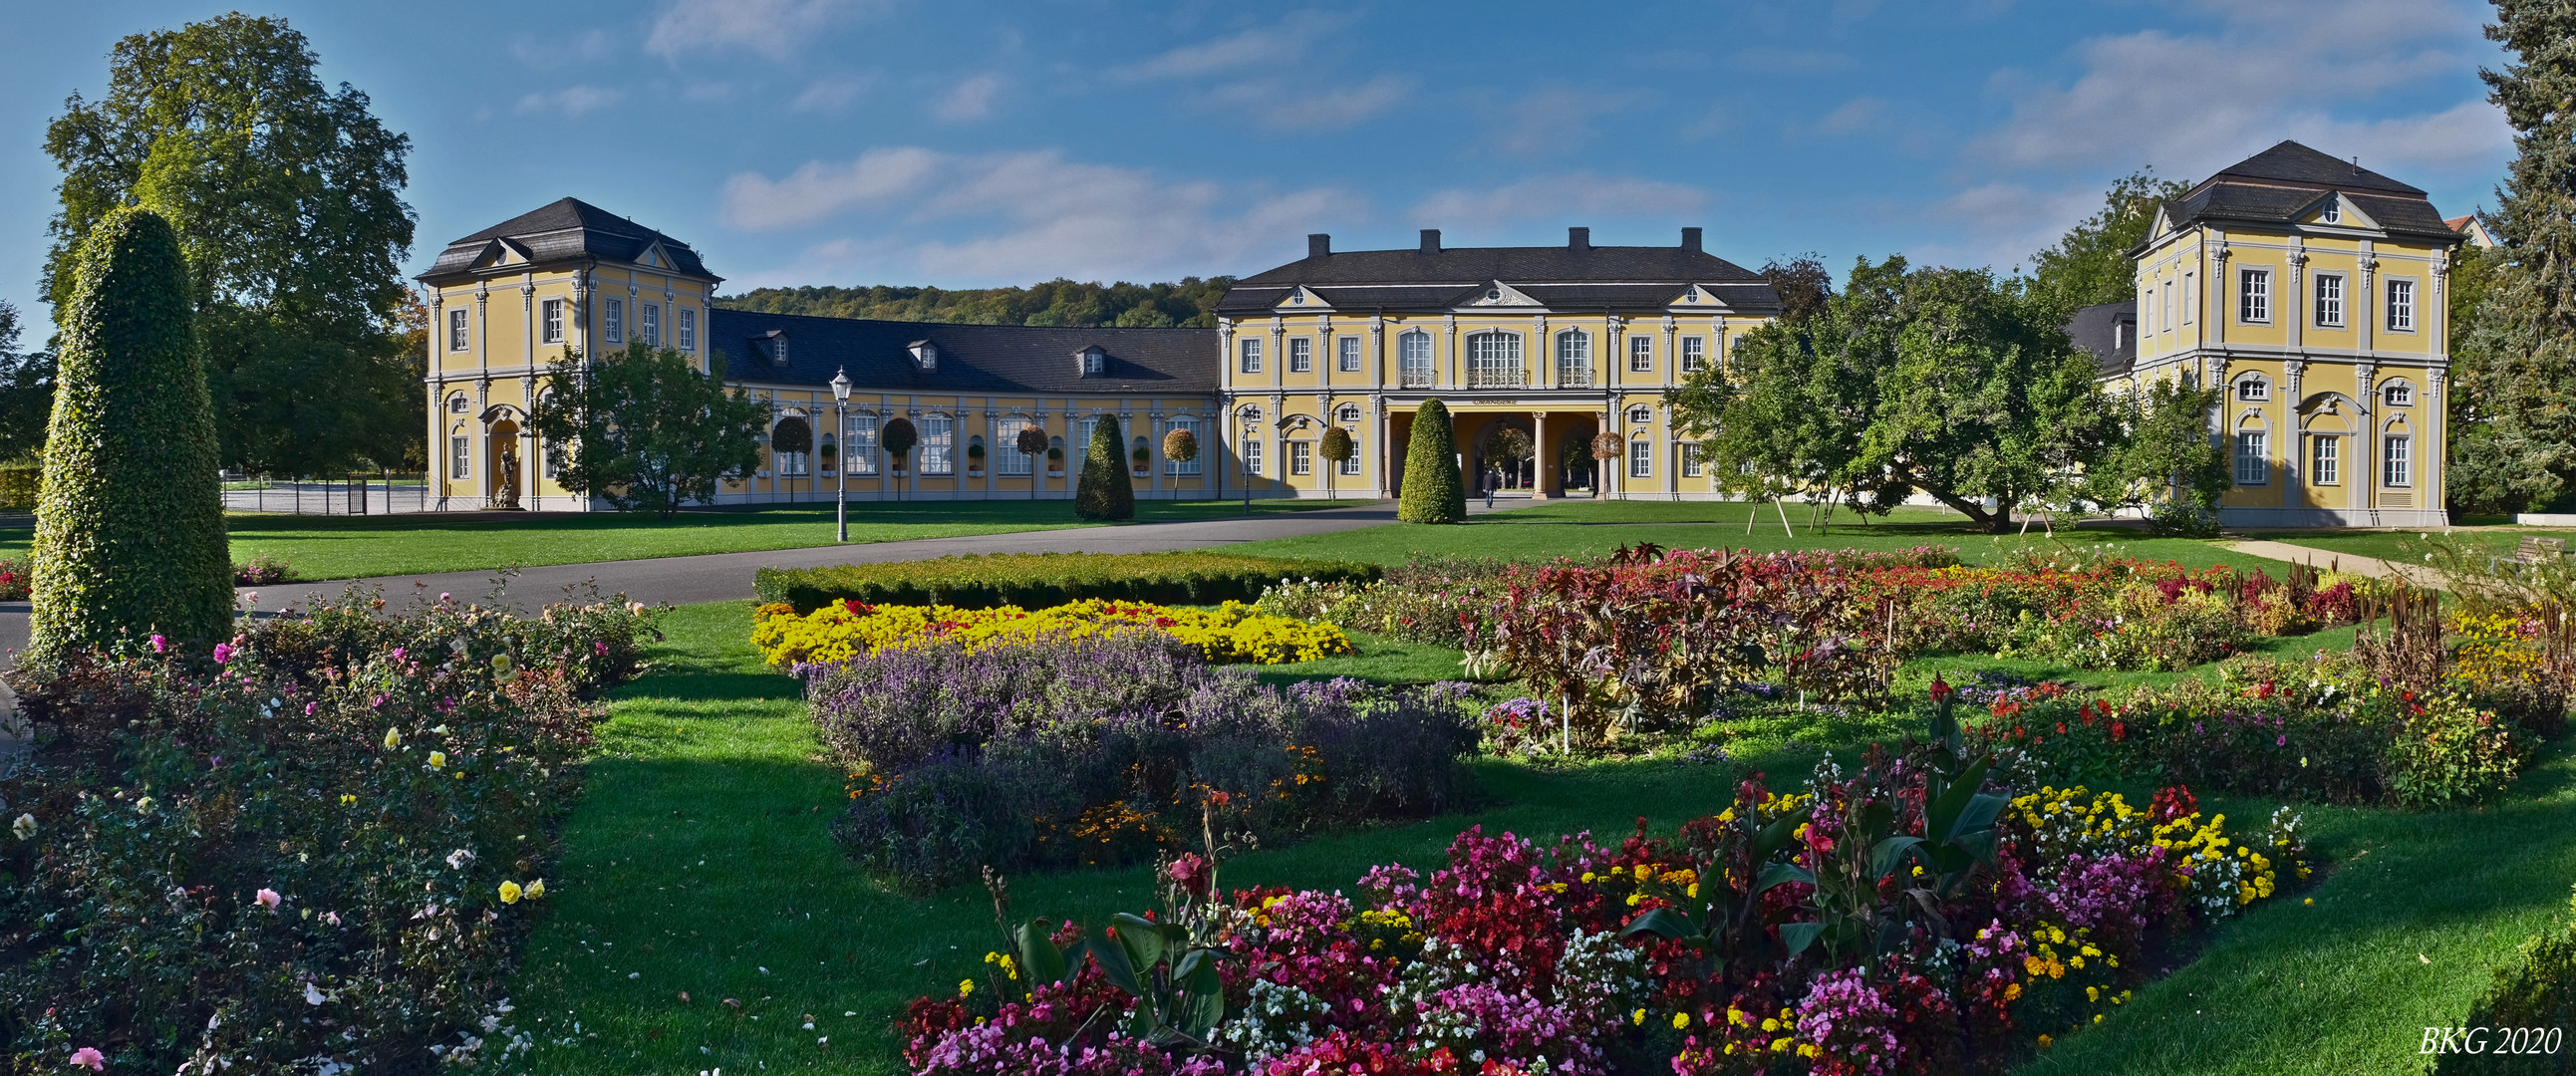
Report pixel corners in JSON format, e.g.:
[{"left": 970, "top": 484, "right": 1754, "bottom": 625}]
[{"left": 221, "top": 475, "right": 436, "bottom": 515}]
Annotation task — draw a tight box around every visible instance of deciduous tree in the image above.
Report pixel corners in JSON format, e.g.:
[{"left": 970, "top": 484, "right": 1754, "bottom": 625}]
[
  {"left": 2025, "top": 169, "right": 2191, "bottom": 319},
  {"left": 529, "top": 343, "right": 763, "bottom": 519}
]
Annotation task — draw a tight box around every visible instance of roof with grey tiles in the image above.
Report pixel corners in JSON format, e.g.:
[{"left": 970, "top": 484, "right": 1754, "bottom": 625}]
[
  {"left": 420, "top": 198, "right": 715, "bottom": 282},
  {"left": 707, "top": 309, "right": 1216, "bottom": 395},
  {"left": 1220, "top": 232, "right": 1781, "bottom": 316},
  {"left": 2160, "top": 141, "right": 2461, "bottom": 242}
]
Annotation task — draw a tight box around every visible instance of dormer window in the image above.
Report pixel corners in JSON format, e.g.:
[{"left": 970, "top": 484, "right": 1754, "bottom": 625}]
[
  {"left": 1077, "top": 346, "right": 1106, "bottom": 377},
  {"left": 2321, "top": 201, "right": 2343, "bottom": 225},
  {"left": 1290, "top": 290, "right": 1305, "bottom": 305},
  {"left": 755, "top": 331, "right": 789, "bottom": 367},
  {"left": 1684, "top": 285, "right": 1699, "bottom": 302},
  {"left": 1486, "top": 288, "right": 1502, "bottom": 301},
  {"left": 908, "top": 339, "right": 938, "bottom": 371}
]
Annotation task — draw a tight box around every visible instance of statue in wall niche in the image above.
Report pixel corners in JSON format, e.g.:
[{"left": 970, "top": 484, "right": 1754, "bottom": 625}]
[{"left": 497, "top": 447, "right": 523, "bottom": 509}]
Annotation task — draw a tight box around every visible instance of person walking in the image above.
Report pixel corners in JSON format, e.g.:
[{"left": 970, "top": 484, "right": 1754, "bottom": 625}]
[{"left": 1483, "top": 465, "right": 1499, "bottom": 509}]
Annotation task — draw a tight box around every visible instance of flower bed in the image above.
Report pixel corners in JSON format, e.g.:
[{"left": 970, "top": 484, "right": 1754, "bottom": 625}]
[
  {"left": 0, "top": 589, "right": 661, "bottom": 1072},
  {"left": 752, "top": 598, "right": 1354, "bottom": 668},
  {"left": 1254, "top": 556, "right": 1523, "bottom": 649},
  {"left": 808, "top": 632, "right": 1479, "bottom": 891},
  {"left": 752, "top": 551, "right": 1380, "bottom": 614},
  {"left": 899, "top": 698, "right": 2307, "bottom": 1073}
]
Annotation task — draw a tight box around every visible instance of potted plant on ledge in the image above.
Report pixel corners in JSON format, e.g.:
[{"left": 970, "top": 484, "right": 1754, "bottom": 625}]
[
  {"left": 1045, "top": 444, "right": 1065, "bottom": 479},
  {"left": 1130, "top": 444, "right": 1151, "bottom": 478},
  {"left": 818, "top": 440, "right": 837, "bottom": 478},
  {"left": 966, "top": 441, "right": 986, "bottom": 478}
]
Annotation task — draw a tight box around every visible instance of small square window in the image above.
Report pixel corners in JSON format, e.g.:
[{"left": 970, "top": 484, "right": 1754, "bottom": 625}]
[
  {"left": 2237, "top": 379, "right": 2269, "bottom": 402},
  {"left": 2383, "top": 383, "right": 2414, "bottom": 406},
  {"left": 1627, "top": 404, "right": 1653, "bottom": 424}
]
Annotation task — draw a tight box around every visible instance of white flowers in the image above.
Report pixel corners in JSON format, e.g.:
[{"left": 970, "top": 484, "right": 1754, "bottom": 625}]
[
  {"left": 11, "top": 813, "right": 33, "bottom": 840},
  {"left": 304, "top": 981, "right": 327, "bottom": 1006},
  {"left": 446, "top": 848, "right": 475, "bottom": 870}
]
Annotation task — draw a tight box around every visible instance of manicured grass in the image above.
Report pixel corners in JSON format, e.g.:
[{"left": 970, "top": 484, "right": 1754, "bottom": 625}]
[
  {"left": 1257, "top": 628, "right": 1470, "bottom": 686},
  {"left": 511, "top": 599, "right": 2538, "bottom": 1075},
  {"left": 1226, "top": 499, "right": 2297, "bottom": 572},
  {"left": 0, "top": 499, "right": 1346, "bottom": 583},
  {"left": 2265, "top": 526, "right": 2576, "bottom": 567}
]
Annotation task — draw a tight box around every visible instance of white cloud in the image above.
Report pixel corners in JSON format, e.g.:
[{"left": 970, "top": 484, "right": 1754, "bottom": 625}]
[
  {"left": 1411, "top": 174, "right": 1709, "bottom": 226},
  {"left": 935, "top": 74, "right": 1002, "bottom": 122},
  {"left": 1493, "top": 85, "right": 1650, "bottom": 157},
  {"left": 1203, "top": 75, "right": 1414, "bottom": 132},
  {"left": 645, "top": 0, "right": 884, "bottom": 60},
  {"left": 1113, "top": 11, "right": 1356, "bottom": 82},
  {"left": 792, "top": 74, "right": 874, "bottom": 114},
  {"left": 511, "top": 28, "right": 615, "bottom": 67},
  {"left": 515, "top": 85, "right": 626, "bottom": 117},
  {"left": 1816, "top": 97, "right": 1886, "bottom": 135},
  {"left": 718, "top": 147, "right": 1365, "bottom": 285}
]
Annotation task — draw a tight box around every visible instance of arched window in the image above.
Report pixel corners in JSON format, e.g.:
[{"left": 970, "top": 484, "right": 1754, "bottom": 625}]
[
  {"left": 997, "top": 414, "right": 1038, "bottom": 476},
  {"left": 772, "top": 415, "right": 812, "bottom": 476},
  {"left": 1556, "top": 330, "right": 1591, "bottom": 387},
  {"left": 1398, "top": 330, "right": 1434, "bottom": 388},
  {"left": 1466, "top": 331, "right": 1523, "bottom": 388},
  {"left": 2234, "top": 413, "right": 2271, "bottom": 486}
]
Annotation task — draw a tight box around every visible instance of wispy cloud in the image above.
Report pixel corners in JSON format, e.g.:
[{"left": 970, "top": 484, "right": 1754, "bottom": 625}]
[
  {"left": 935, "top": 74, "right": 1002, "bottom": 122},
  {"left": 1115, "top": 12, "right": 1407, "bottom": 132},
  {"left": 1411, "top": 174, "right": 1709, "bottom": 226},
  {"left": 1202, "top": 75, "right": 1414, "bottom": 132},
  {"left": 1112, "top": 11, "right": 1356, "bottom": 82},
  {"left": 515, "top": 85, "right": 626, "bottom": 117},
  {"left": 1816, "top": 97, "right": 1886, "bottom": 135},
  {"left": 1492, "top": 85, "right": 1650, "bottom": 157},
  {"left": 791, "top": 73, "right": 875, "bottom": 113},
  {"left": 645, "top": 0, "right": 886, "bottom": 60},
  {"left": 720, "top": 147, "right": 950, "bottom": 229}
]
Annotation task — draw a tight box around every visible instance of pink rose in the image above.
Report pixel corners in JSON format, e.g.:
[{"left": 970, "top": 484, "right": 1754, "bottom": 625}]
[
  {"left": 212, "top": 643, "right": 234, "bottom": 664},
  {"left": 255, "top": 888, "right": 281, "bottom": 912},
  {"left": 71, "top": 1047, "right": 104, "bottom": 1070},
  {"left": 148, "top": 634, "right": 166, "bottom": 654}
]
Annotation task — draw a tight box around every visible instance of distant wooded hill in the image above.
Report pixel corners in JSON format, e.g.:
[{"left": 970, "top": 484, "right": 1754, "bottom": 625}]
[{"left": 714, "top": 277, "right": 1236, "bottom": 328}]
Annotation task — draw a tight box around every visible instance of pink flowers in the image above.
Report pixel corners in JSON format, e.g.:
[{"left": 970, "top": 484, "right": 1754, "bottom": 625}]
[
  {"left": 212, "top": 643, "right": 234, "bottom": 664},
  {"left": 254, "top": 888, "right": 281, "bottom": 912},
  {"left": 70, "top": 1047, "right": 105, "bottom": 1071},
  {"left": 1165, "top": 853, "right": 1211, "bottom": 899},
  {"left": 148, "top": 634, "right": 165, "bottom": 654}
]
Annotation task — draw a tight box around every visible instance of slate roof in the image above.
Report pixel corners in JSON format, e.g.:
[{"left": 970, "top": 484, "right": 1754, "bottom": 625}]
[
  {"left": 2159, "top": 141, "right": 2462, "bottom": 242},
  {"left": 707, "top": 309, "right": 1216, "bottom": 395},
  {"left": 420, "top": 198, "right": 715, "bottom": 282},
  {"left": 2066, "top": 301, "right": 2138, "bottom": 379},
  {"left": 1220, "top": 239, "right": 1781, "bottom": 316}
]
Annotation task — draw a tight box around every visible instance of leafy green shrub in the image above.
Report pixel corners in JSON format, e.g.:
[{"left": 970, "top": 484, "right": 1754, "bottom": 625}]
[
  {"left": 754, "top": 551, "right": 1379, "bottom": 613},
  {"left": 0, "top": 589, "right": 661, "bottom": 1072},
  {"left": 1074, "top": 412, "right": 1135, "bottom": 521},
  {"left": 0, "top": 462, "right": 38, "bottom": 511},
  {"left": 31, "top": 206, "right": 232, "bottom": 659},
  {"left": 1397, "top": 400, "right": 1464, "bottom": 523},
  {"left": 232, "top": 554, "right": 298, "bottom": 586},
  {"left": 2438, "top": 885, "right": 2576, "bottom": 1076}
]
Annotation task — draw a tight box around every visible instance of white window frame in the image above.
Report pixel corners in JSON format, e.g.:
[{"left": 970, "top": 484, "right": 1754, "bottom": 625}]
[
  {"left": 2161, "top": 281, "right": 2174, "bottom": 332},
  {"left": 541, "top": 299, "right": 564, "bottom": 344},
  {"left": 450, "top": 434, "right": 471, "bottom": 478},
  {"left": 1288, "top": 337, "right": 1313, "bottom": 374},
  {"left": 447, "top": 393, "right": 470, "bottom": 414},
  {"left": 1627, "top": 335, "right": 1653, "bottom": 373},
  {"left": 642, "top": 303, "right": 661, "bottom": 348},
  {"left": 1628, "top": 438, "right": 1652, "bottom": 478},
  {"left": 2311, "top": 434, "right": 2341, "bottom": 485},
  {"left": 2321, "top": 200, "right": 2343, "bottom": 225},
  {"left": 679, "top": 307, "right": 697, "bottom": 352},
  {"left": 1289, "top": 439, "right": 1312, "bottom": 475},
  {"left": 1466, "top": 331, "right": 1524, "bottom": 388},
  {"left": 2383, "top": 381, "right": 2415, "bottom": 407},
  {"left": 2314, "top": 272, "right": 2345, "bottom": 328},
  {"left": 1239, "top": 338, "right": 1263, "bottom": 374},
  {"left": 2143, "top": 286, "right": 2155, "bottom": 336},
  {"left": 2181, "top": 272, "right": 2195, "bottom": 324},
  {"left": 846, "top": 413, "right": 878, "bottom": 474},
  {"left": 2235, "top": 430, "right": 2269, "bottom": 485},
  {"left": 1627, "top": 404, "right": 1653, "bottom": 425},
  {"left": 2235, "top": 376, "right": 2269, "bottom": 403},
  {"left": 1556, "top": 330, "right": 1591, "bottom": 387},
  {"left": 1338, "top": 430, "right": 1363, "bottom": 475},
  {"left": 447, "top": 309, "right": 469, "bottom": 352},
  {"left": 1243, "top": 437, "right": 1264, "bottom": 476},
  {"left": 920, "top": 413, "right": 956, "bottom": 475},
  {"left": 2239, "top": 268, "right": 2270, "bottom": 324},
  {"left": 1680, "top": 336, "right": 1705, "bottom": 374},
  {"left": 604, "top": 299, "right": 625, "bottom": 345},
  {"left": 1337, "top": 336, "right": 1361, "bottom": 373},
  {"left": 1681, "top": 442, "right": 1704, "bottom": 478},
  {"left": 2383, "top": 434, "right": 2412, "bottom": 488},
  {"left": 1399, "top": 330, "right": 1434, "bottom": 388},
  {"left": 2387, "top": 278, "right": 2416, "bottom": 333}
]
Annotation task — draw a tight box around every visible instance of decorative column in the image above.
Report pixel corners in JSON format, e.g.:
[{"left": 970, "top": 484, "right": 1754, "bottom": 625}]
[
  {"left": 2356, "top": 362, "right": 2377, "bottom": 516},
  {"left": 1316, "top": 316, "right": 1334, "bottom": 393},
  {"left": 984, "top": 405, "right": 999, "bottom": 497},
  {"left": 1368, "top": 315, "right": 1385, "bottom": 385},
  {"left": 1373, "top": 394, "right": 1390, "bottom": 498},
  {"left": 2427, "top": 368, "right": 2447, "bottom": 512},
  {"left": 1270, "top": 317, "right": 1286, "bottom": 391},
  {"left": 1531, "top": 410, "right": 1552, "bottom": 499},
  {"left": 1606, "top": 315, "right": 1625, "bottom": 391},
  {"left": 1443, "top": 315, "right": 1459, "bottom": 390},
  {"left": 2286, "top": 248, "right": 2307, "bottom": 353},
  {"left": 2283, "top": 360, "right": 2305, "bottom": 510},
  {"left": 1532, "top": 314, "right": 1550, "bottom": 389},
  {"left": 906, "top": 403, "right": 921, "bottom": 497},
  {"left": 1148, "top": 408, "right": 1165, "bottom": 497},
  {"left": 1661, "top": 315, "right": 1677, "bottom": 389},
  {"left": 2210, "top": 243, "right": 2231, "bottom": 347}
]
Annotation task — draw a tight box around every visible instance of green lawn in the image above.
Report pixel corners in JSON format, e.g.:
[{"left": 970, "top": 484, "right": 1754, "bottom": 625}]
[
  {"left": 2265, "top": 525, "right": 2576, "bottom": 567},
  {"left": 504, "top": 599, "right": 2548, "bottom": 1075},
  {"left": 0, "top": 498, "right": 1344, "bottom": 582}
]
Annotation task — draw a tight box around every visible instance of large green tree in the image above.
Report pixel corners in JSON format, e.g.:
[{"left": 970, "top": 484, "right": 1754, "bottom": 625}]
[
  {"left": 45, "top": 13, "right": 419, "bottom": 477},
  {"left": 529, "top": 344, "right": 766, "bottom": 518},
  {"left": 2024, "top": 169, "right": 2192, "bottom": 319},
  {"left": 31, "top": 208, "right": 232, "bottom": 659},
  {"left": 2098, "top": 378, "right": 2233, "bottom": 532}
]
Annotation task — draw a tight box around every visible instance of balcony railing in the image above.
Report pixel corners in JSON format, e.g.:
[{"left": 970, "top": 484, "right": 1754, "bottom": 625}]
[
  {"left": 1466, "top": 366, "right": 1526, "bottom": 389},
  {"left": 1557, "top": 367, "right": 1592, "bottom": 388},
  {"left": 1399, "top": 367, "right": 1437, "bottom": 389}
]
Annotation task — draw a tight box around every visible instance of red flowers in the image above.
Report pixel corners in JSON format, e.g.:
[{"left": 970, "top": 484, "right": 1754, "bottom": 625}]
[
  {"left": 1166, "top": 853, "right": 1212, "bottom": 899},
  {"left": 1929, "top": 675, "right": 1954, "bottom": 704}
]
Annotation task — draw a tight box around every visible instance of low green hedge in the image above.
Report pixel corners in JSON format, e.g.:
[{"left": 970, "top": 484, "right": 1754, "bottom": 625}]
[{"left": 753, "top": 552, "right": 1381, "bottom": 613}]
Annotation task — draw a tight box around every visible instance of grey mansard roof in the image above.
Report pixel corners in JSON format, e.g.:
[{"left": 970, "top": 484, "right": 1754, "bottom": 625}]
[
  {"left": 420, "top": 197, "right": 716, "bottom": 283},
  {"left": 2066, "top": 301, "right": 2139, "bottom": 379},
  {"left": 1219, "top": 235, "right": 1782, "bottom": 316},
  {"left": 2157, "top": 141, "right": 2462, "bottom": 243},
  {"left": 707, "top": 309, "right": 1216, "bottom": 395}
]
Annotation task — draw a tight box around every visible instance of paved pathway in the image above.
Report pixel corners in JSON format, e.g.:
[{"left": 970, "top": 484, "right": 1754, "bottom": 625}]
[{"left": 2224, "top": 539, "right": 2434, "bottom": 586}]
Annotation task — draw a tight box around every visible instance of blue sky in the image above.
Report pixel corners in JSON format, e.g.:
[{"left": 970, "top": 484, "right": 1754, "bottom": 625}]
[{"left": 0, "top": 0, "right": 2514, "bottom": 327}]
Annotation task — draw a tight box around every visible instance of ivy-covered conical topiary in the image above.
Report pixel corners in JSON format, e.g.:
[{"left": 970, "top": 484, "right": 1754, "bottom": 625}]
[
  {"left": 30, "top": 207, "right": 232, "bottom": 659},
  {"left": 1397, "top": 400, "right": 1466, "bottom": 523},
  {"left": 1074, "top": 413, "right": 1135, "bottom": 521}
]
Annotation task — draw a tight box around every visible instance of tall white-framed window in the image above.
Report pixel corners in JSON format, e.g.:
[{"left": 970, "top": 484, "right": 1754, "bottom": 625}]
[
  {"left": 1681, "top": 442, "right": 1704, "bottom": 478},
  {"left": 2236, "top": 376, "right": 2269, "bottom": 402},
  {"left": 1628, "top": 438, "right": 1652, "bottom": 478},
  {"left": 1288, "top": 337, "right": 1313, "bottom": 374},
  {"left": 1164, "top": 416, "right": 1203, "bottom": 476},
  {"left": 450, "top": 433, "right": 471, "bottom": 478},
  {"left": 1628, "top": 335, "right": 1653, "bottom": 373},
  {"left": 2181, "top": 272, "right": 2195, "bottom": 324},
  {"left": 1466, "top": 331, "right": 1523, "bottom": 388},
  {"left": 2235, "top": 430, "right": 2269, "bottom": 485},
  {"left": 1078, "top": 415, "right": 1102, "bottom": 457},
  {"left": 1239, "top": 338, "right": 1263, "bottom": 374},
  {"left": 1338, "top": 435, "right": 1363, "bottom": 475},
  {"left": 541, "top": 299, "right": 564, "bottom": 344},
  {"left": 2161, "top": 282, "right": 2174, "bottom": 331},
  {"left": 921, "top": 413, "right": 955, "bottom": 474},
  {"left": 846, "top": 413, "right": 879, "bottom": 474},
  {"left": 2144, "top": 287, "right": 2156, "bottom": 336},
  {"left": 1243, "top": 437, "right": 1264, "bottom": 476},
  {"left": 1289, "top": 440, "right": 1312, "bottom": 475},
  {"left": 642, "top": 303, "right": 662, "bottom": 347},
  {"left": 604, "top": 299, "right": 625, "bottom": 344},
  {"left": 1556, "top": 330, "right": 1591, "bottom": 387},
  {"left": 679, "top": 307, "right": 697, "bottom": 351},
  {"left": 2314, "top": 273, "right": 2345, "bottom": 328},
  {"left": 2239, "top": 268, "right": 2270, "bottom": 323},
  {"left": 2311, "top": 434, "right": 2341, "bottom": 485},
  {"left": 2384, "top": 434, "right": 2412, "bottom": 487},
  {"left": 1337, "top": 336, "right": 1361, "bottom": 373},
  {"left": 1680, "top": 336, "right": 1706, "bottom": 374},
  {"left": 2387, "top": 279, "right": 2416, "bottom": 332},
  {"left": 996, "top": 416, "right": 1036, "bottom": 476},
  {"left": 1399, "top": 330, "right": 1434, "bottom": 388},
  {"left": 447, "top": 309, "right": 469, "bottom": 352}
]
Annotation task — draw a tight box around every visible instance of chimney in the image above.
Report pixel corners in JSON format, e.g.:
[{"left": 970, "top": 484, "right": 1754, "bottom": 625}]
[
  {"left": 1307, "top": 233, "right": 1330, "bottom": 260},
  {"left": 1680, "top": 227, "right": 1703, "bottom": 254},
  {"left": 1568, "top": 226, "right": 1590, "bottom": 251},
  {"left": 1419, "top": 228, "right": 1441, "bottom": 255}
]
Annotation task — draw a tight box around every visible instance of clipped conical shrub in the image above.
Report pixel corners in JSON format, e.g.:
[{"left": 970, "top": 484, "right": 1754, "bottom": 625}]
[
  {"left": 1397, "top": 400, "right": 1466, "bottom": 523},
  {"left": 31, "top": 207, "right": 232, "bottom": 659},
  {"left": 1075, "top": 413, "right": 1135, "bottom": 521}
]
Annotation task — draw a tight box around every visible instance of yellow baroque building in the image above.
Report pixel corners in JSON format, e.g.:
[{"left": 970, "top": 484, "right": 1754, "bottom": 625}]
[
  {"left": 2081, "top": 140, "right": 2465, "bottom": 528},
  {"left": 1212, "top": 227, "right": 1782, "bottom": 500},
  {"left": 417, "top": 198, "right": 1219, "bottom": 508}
]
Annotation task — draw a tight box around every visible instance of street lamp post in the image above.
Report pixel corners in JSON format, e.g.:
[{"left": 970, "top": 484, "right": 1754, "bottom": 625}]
[{"left": 831, "top": 367, "right": 852, "bottom": 543}]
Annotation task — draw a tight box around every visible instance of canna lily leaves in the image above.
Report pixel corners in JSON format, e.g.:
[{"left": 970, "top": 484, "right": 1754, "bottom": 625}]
[
  {"left": 1752, "top": 861, "right": 1815, "bottom": 898},
  {"left": 1778, "top": 921, "right": 1826, "bottom": 957},
  {"left": 1620, "top": 906, "right": 1704, "bottom": 944},
  {"left": 1014, "top": 919, "right": 1070, "bottom": 986}
]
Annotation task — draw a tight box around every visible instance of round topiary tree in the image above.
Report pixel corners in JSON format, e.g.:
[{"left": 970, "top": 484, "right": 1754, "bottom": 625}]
[
  {"left": 1591, "top": 430, "right": 1624, "bottom": 496},
  {"left": 30, "top": 206, "right": 232, "bottom": 660},
  {"left": 1162, "top": 427, "right": 1198, "bottom": 469},
  {"left": 1318, "top": 425, "right": 1354, "bottom": 500},
  {"left": 1398, "top": 400, "right": 1466, "bottom": 523},
  {"left": 881, "top": 416, "right": 918, "bottom": 472},
  {"left": 1074, "top": 414, "right": 1136, "bottom": 520}
]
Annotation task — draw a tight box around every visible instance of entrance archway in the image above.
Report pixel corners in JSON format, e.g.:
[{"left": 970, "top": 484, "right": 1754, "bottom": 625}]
[
  {"left": 1552, "top": 418, "right": 1599, "bottom": 495},
  {"left": 1472, "top": 415, "right": 1536, "bottom": 492},
  {"left": 487, "top": 418, "right": 524, "bottom": 508}
]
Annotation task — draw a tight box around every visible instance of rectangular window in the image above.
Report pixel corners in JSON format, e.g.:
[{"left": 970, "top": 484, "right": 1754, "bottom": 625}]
[
  {"left": 2145, "top": 287, "right": 2157, "bottom": 336},
  {"left": 921, "top": 413, "right": 954, "bottom": 474},
  {"left": 2315, "top": 273, "right": 2344, "bottom": 328},
  {"left": 777, "top": 446, "right": 807, "bottom": 476},
  {"left": 1681, "top": 442, "right": 1704, "bottom": 478},
  {"left": 1243, "top": 438, "right": 1264, "bottom": 477},
  {"left": 1337, "top": 336, "right": 1361, "bottom": 373},
  {"left": 1400, "top": 332, "right": 1434, "bottom": 388},
  {"left": 2384, "top": 435, "right": 2412, "bottom": 487},
  {"left": 1289, "top": 440, "right": 1312, "bottom": 475},
  {"left": 1628, "top": 336, "right": 1653, "bottom": 373},
  {"left": 1556, "top": 331, "right": 1591, "bottom": 387},
  {"left": 2235, "top": 431, "right": 2269, "bottom": 485},
  {"left": 1629, "top": 439, "right": 1652, "bottom": 478},
  {"left": 1288, "top": 337, "right": 1312, "bottom": 374},
  {"left": 2240, "top": 268, "right": 2270, "bottom": 323},
  {"left": 1239, "top": 338, "right": 1263, "bottom": 374},
  {"left": 642, "top": 303, "right": 661, "bottom": 347},
  {"left": 1164, "top": 417, "right": 1203, "bottom": 476},
  {"left": 541, "top": 299, "right": 564, "bottom": 344},
  {"left": 2182, "top": 272, "right": 2195, "bottom": 323},
  {"left": 604, "top": 299, "right": 624, "bottom": 345},
  {"left": 2388, "top": 279, "right": 2416, "bottom": 332},
  {"left": 2162, "top": 282, "right": 2174, "bottom": 331},
  {"left": 847, "top": 414, "right": 878, "bottom": 474},
  {"left": 447, "top": 309, "right": 468, "bottom": 352},
  {"left": 2311, "top": 435, "right": 2341, "bottom": 485},
  {"left": 1680, "top": 337, "right": 1705, "bottom": 374},
  {"left": 1338, "top": 436, "right": 1362, "bottom": 475},
  {"left": 679, "top": 307, "right": 697, "bottom": 351},
  {"left": 450, "top": 435, "right": 470, "bottom": 478},
  {"left": 2238, "top": 379, "right": 2269, "bottom": 402}
]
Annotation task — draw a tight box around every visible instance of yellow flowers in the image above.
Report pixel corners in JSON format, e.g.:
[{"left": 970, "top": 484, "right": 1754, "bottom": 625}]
[
  {"left": 984, "top": 951, "right": 1020, "bottom": 979},
  {"left": 751, "top": 599, "right": 1354, "bottom": 667},
  {"left": 340, "top": 794, "right": 357, "bottom": 806},
  {"left": 526, "top": 879, "right": 544, "bottom": 900},
  {"left": 1672, "top": 1012, "right": 1689, "bottom": 1030},
  {"left": 957, "top": 978, "right": 976, "bottom": 998},
  {"left": 498, "top": 881, "right": 522, "bottom": 905},
  {"left": 428, "top": 751, "right": 447, "bottom": 769},
  {"left": 1632, "top": 1008, "right": 1646, "bottom": 1026},
  {"left": 497, "top": 879, "right": 543, "bottom": 905},
  {"left": 384, "top": 727, "right": 402, "bottom": 749}
]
